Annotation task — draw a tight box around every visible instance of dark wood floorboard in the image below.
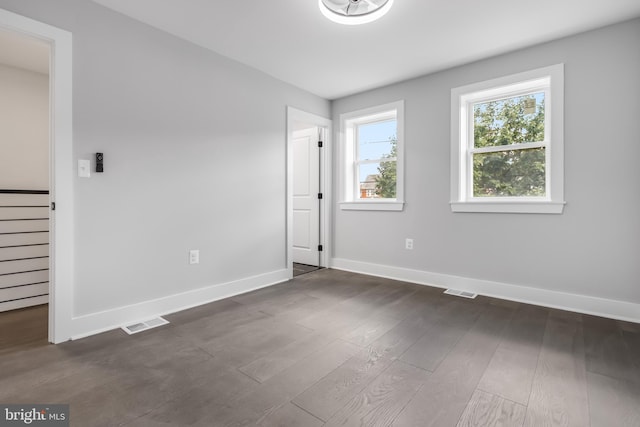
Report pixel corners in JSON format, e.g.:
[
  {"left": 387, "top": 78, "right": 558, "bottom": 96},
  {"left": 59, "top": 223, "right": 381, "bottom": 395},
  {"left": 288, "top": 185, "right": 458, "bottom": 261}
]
[
  {"left": 293, "top": 334, "right": 413, "bottom": 421},
  {"left": 0, "top": 304, "right": 48, "bottom": 354},
  {"left": 585, "top": 317, "right": 640, "bottom": 427},
  {"left": 258, "top": 402, "right": 324, "bottom": 427},
  {"left": 398, "top": 296, "right": 486, "bottom": 372},
  {"left": 212, "top": 339, "right": 360, "bottom": 426},
  {"left": 621, "top": 328, "right": 640, "bottom": 383},
  {"left": 238, "top": 331, "right": 335, "bottom": 383},
  {"left": 292, "top": 296, "right": 445, "bottom": 421},
  {"left": 457, "top": 389, "right": 526, "bottom": 427},
  {"left": 197, "top": 316, "right": 313, "bottom": 368},
  {"left": 586, "top": 371, "right": 640, "bottom": 427},
  {"left": 323, "top": 360, "right": 430, "bottom": 427},
  {"left": 477, "top": 304, "right": 548, "bottom": 405},
  {"left": 392, "top": 304, "right": 515, "bottom": 427},
  {"left": 523, "top": 311, "right": 590, "bottom": 427},
  {"left": 1, "top": 268, "right": 638, "bottom": 427},
  {"left": 583, "top": 314, "right": 640, "bottom": 384}
]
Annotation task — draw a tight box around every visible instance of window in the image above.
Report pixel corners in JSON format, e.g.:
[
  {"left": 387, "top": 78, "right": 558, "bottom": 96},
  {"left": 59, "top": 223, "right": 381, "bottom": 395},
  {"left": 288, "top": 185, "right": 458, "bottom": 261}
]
[
  {"left": 339, "top": 101, "right": 404, "bottom": 211},
  {"left": 450, "top": 64, "right": 565, "bottom": 213}
]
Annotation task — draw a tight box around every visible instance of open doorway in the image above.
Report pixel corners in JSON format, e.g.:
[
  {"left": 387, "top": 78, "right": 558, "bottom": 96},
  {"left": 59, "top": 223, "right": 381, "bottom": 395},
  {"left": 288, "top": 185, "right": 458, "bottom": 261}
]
[
  {"left": 287, "top": 108, "right": 332, "bottom": 278},
  {"left": 0, "top": 28, "right": 51, "bottom": 349},
  {"left": 0, "top": 8, "right": 73, "bottom": 344}
]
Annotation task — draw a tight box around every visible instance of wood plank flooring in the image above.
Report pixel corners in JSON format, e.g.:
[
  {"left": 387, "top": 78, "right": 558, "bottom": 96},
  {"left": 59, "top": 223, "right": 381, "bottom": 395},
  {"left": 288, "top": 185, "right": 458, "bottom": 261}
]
[{"left": 1, "top": 268, "right": 639, "bottom": 426}]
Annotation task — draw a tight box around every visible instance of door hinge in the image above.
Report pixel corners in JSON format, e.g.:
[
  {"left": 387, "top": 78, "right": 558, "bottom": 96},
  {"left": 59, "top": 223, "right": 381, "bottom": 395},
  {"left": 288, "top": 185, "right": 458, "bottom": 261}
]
[
  {"left": 318, "top": 245, "right": 323, "bottom": 252},
  {"left": 318, "top": 193, "right": 323, "bottom": 200},
  {"left": 318, "top": 141, "right": 323, "bottom": 148},
  {"left": 51, "top": 202, "right": 56, "bottom": 211}
]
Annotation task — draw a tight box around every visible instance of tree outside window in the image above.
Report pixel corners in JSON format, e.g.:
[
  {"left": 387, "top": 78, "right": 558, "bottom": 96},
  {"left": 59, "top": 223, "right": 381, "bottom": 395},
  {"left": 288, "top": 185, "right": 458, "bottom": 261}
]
[{"left": 472, "top": 94, "right": 545, "bottom": 197}]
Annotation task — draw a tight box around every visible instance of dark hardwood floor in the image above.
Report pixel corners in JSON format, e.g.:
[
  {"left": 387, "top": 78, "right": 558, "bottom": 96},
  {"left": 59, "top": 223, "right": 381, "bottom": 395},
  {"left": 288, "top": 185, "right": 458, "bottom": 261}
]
[{"left": 1, "top": 269, "right": 639, "bottom": 426}]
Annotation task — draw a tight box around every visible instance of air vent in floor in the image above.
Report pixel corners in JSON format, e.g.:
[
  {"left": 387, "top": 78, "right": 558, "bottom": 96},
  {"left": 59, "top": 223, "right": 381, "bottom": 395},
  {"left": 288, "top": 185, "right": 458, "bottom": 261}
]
[
  {"left": 121, "top": 317, "right": 169, "bottom": 335},
  {"left": 444, "top": 289, "right": 478, "bottom": 299}
]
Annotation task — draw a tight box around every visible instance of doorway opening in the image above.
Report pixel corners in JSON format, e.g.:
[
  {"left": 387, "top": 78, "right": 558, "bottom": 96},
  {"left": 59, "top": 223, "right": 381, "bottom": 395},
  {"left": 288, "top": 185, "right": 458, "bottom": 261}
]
[
  {"left": 287, "top": 107, "right": 332, "bottom": 279},
  {"left": 0, "top": 8, "right": 74, "bottom": 344},
  {"left": 0, "top": 28, "right": 51, "bottom": 349}
]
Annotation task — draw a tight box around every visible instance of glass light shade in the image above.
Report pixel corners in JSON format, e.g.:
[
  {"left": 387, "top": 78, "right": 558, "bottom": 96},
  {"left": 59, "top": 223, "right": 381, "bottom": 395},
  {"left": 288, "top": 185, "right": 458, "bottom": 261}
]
[{"left": 319, "top": 0, "right": 394, "bottom": 25}]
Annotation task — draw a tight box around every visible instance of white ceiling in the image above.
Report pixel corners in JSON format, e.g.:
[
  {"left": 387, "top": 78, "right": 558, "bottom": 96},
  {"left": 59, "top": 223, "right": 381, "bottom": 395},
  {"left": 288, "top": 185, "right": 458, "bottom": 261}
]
[
  {"left": 0, "top": 28, "right": 49, "bottom": 75},
  {"left": 93, "top": 0, "right": 640, "bottom": 100}
]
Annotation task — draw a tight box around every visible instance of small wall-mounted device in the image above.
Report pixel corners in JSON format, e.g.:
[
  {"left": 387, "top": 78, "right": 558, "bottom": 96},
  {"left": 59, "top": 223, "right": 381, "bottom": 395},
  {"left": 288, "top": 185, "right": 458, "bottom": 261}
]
[{"left": 96, "top": 153, "right": 104, "bottom": 173}]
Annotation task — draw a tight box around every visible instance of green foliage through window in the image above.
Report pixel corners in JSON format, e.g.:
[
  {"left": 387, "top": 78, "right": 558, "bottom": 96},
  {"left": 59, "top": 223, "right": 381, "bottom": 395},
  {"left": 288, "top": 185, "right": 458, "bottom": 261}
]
[
  {"left": 472, "top": 94, "right": 546, "bottom": 197},
  {"left": 375, "top": 138, "right": 397, "bottom": 198}
]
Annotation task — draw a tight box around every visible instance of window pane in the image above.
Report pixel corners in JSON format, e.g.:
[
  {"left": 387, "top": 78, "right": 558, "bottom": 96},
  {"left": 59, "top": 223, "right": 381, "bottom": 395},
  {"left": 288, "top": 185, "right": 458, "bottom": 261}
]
[
  {"left": 358, "top": 160, "right": 397, "bottom": 199},
  {"left": 357, "top": 119, "right": 397, "bottom": 161},
  {"left": 473, "top": 92, "right": 545, "bottom": 148},
  {"left": 473, "top": 147, "right": 545, "bottom": 197}
]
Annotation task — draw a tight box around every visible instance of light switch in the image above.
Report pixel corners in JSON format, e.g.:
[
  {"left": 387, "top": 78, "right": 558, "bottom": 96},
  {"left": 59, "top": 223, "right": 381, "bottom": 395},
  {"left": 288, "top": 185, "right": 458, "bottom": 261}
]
[{"left": 78, "top": 159, "right": 90, "bottom": 178}]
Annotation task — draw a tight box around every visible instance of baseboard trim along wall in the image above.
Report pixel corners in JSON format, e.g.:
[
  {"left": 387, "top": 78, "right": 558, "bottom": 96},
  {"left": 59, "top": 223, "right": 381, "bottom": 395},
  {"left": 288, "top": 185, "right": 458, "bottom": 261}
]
[
  {"left": 331, "top": 258, "right": 640, "bottom": 324},
  {"left": 69, "top": 269, "right": 290, "bottom": 340}
]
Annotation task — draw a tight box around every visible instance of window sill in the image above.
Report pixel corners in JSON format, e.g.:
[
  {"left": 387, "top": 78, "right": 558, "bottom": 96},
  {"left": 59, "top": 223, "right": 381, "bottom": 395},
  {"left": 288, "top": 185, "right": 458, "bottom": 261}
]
[
  {"left": 340, "top": 201, "right": 405, "bottom": 211},
  {"left": 450, "top": 201, "right": 565, "bottom": 214}
]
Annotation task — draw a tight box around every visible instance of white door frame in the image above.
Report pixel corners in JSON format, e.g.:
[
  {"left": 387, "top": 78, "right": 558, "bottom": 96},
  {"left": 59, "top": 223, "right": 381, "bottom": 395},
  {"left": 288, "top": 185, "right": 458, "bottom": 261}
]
[
  {"left": 0, "top": 8, "right": 74, "bottom": 343},
  {"left": 286, "top": 107, "right": 332, "bottom": 278}
]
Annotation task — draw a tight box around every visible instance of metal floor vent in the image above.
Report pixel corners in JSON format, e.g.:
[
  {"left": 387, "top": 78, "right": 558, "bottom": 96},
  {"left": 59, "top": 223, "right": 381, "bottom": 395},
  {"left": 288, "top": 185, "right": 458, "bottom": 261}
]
[
  {"left": 444, "top": 289, "right": 478, "bottom": 299},
  {"left": 121, "top": 317, "right": 169, "bottom": 335}
]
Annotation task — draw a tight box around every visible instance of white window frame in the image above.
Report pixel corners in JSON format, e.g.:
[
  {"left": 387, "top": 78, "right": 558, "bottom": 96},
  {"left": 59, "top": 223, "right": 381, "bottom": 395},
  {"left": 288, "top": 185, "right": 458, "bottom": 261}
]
[
  {"left": 450, "top": 64, "right": 565, "bottom": 214},
  {"left": 339, "top": 101, "right": 404, "bottom": 211}
]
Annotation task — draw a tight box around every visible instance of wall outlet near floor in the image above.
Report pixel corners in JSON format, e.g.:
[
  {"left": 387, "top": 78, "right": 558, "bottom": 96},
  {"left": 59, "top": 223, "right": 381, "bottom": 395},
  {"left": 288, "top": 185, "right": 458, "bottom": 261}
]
[
  {"left": 189, "top": 249, "right": 199, "bottom": 264},
  {"left": 405, "top": 238, "right": 414, "bottom": 250}
]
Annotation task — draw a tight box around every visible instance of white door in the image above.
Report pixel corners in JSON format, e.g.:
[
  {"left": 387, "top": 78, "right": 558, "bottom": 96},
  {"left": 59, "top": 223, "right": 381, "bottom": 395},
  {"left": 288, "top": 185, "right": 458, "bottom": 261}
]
[{"left": 292, "top": 127, "right": 320, "bottom": 266}]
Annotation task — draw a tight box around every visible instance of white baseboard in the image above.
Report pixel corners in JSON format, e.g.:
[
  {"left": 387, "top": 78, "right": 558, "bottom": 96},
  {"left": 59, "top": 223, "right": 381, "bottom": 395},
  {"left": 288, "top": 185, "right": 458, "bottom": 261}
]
[
  {"left": 69, "top": 269, "right": 290, "bottom": 340},
  {"left": 331, "top": 258, "right": 640, "bottom": 324}
]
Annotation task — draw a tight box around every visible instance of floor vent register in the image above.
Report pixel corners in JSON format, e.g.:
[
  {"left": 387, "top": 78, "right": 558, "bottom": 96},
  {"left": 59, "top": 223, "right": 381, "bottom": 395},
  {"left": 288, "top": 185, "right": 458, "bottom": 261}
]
[
  {"left": 122, "top": 317, "right": 169, "bottom": 335},
  {"left": 443, "top": 288, "right": 478, "bottom": 299}
]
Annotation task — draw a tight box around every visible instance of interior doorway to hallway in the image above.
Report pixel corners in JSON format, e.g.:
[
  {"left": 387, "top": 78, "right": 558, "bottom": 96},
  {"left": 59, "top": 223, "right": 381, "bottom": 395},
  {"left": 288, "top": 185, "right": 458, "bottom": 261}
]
[
  {"left": 287, "top": 107, "right": 332, "bottom": 279},
  {"left": 0, "top": 29, "right": 51, "bottom": 316},
  {"left": 0, "top": 7, "right": 73, "bottom": 344}
]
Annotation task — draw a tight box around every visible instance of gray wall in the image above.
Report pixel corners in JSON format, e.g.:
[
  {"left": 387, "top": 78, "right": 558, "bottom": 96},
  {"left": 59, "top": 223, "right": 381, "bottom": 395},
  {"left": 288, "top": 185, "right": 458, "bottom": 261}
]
[
  {"left": 0, "top": 0, "right": 329, "bottom": 316},
  {"left": 0, "top": 0, "right": 636, "bottom": 322},
  {"left": 0, "top": 64, "right": 48, "bottom": 190},
  {"left": 332, "top": 19, "right": 640, "bottom": 304}
]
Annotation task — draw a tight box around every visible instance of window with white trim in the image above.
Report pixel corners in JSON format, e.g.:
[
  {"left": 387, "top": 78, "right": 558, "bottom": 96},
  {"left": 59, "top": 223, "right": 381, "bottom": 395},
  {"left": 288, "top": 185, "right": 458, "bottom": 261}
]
[
  {"left": 339, "top": 101, "right": 404, "bottom": 211},
  {"left": 450, "top": 64, "right": 565, "bottom": 214}
]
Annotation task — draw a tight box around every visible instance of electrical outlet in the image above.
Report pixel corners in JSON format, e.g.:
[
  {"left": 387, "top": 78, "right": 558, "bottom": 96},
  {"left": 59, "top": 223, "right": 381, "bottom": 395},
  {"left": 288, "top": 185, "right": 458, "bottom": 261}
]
[
  {"left": 189, "top": 249, "right": 199, "bottom": 264},
  {"left": 405, "top": 238, "right": 414, "bottom": 250}
]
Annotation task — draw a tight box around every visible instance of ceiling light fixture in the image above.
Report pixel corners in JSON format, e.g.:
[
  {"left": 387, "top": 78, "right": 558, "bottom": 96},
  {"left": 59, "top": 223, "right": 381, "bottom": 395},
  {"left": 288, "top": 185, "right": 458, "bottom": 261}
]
[{"left": 319, "top": 0, "right": 394, "bottom": 25}]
